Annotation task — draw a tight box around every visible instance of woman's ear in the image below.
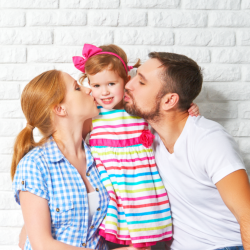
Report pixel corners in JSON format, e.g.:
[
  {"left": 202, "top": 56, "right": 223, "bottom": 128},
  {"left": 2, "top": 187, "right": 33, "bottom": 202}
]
[
  {"left": 52, "top": 104, "right": 67, "bottom": 117},
  {"left": 161, "top": 93, "right": 179, "bottom": 111}
]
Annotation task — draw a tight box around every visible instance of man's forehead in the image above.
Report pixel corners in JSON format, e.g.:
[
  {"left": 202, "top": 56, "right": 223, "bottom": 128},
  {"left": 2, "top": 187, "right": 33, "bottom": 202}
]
[{"left": 139, "top": 58, "right": 163, "bottom": 75}]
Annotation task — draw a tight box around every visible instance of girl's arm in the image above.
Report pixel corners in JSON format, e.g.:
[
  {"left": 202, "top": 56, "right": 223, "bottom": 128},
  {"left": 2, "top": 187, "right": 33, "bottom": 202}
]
[
  {"left": 188, "top": 103, "right": 200, "bottom": 117},
  {"left": 19, "top": 225, "right": 26, "bottom": 250},
  {"left": 82, "top": 118, "right": 93, "bottom": 140},
  {"left": 20, "top": 191, "right": 149, "bottom": 250}
]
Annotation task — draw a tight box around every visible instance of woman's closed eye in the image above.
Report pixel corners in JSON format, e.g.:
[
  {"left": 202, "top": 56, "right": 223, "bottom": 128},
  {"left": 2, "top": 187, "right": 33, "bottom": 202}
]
[
  {"left": 139, "top": 81, "right": 145, "bottom": 85},
  {"left": 75, "top": 84, "right": 81, "bottom": 91}
]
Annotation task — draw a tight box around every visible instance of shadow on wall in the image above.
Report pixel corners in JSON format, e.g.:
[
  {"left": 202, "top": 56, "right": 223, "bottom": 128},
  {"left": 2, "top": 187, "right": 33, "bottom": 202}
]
[{"left": 195, "top": 83, "right": 250, "bottom": 175}]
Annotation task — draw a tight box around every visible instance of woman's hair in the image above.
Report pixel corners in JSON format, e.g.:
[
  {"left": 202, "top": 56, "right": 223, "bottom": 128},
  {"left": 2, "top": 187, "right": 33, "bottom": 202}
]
[
  {"left": 79, "top": 44, "right": 141, "bottom": 84},
  {"left": 11, "top": 70, "right": 65, "bottom": 180}
]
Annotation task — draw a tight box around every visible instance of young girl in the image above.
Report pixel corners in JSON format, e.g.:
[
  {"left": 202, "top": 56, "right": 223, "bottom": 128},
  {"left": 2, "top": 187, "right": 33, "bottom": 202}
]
[{"left": 73, "top": 44, "right": 199, "bottom": 248}]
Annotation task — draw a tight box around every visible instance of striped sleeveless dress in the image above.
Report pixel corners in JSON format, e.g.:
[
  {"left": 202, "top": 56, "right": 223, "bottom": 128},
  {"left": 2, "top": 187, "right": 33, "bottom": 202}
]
[{"left": 89, "top": 107, "right": 172, "bottom": 247}]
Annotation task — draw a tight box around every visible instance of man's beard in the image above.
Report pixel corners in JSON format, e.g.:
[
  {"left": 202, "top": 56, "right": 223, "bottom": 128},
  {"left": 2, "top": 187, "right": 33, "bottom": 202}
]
[{"left": 124, "top": 90, "right": 161, "bottom": 122}]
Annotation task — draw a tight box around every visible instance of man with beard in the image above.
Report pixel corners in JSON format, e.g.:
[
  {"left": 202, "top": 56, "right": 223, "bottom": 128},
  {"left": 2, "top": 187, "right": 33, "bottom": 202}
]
[{"left": 124, "top": 52, "right": 250, "bottom": 250}]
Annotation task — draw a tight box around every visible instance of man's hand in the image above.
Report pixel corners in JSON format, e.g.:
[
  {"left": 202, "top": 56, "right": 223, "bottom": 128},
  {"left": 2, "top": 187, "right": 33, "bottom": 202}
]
[{"left": 18, "top": 225, "right": 27, "bottom": 250}]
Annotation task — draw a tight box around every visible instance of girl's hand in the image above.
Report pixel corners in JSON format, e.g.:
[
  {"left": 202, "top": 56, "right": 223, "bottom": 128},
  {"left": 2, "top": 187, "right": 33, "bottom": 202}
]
[
  {"left": 19, "top": 225, "right": 27, "bottom": 250},
  {"left": 188, "top": 103, "right": 200, "bottom": 117}
]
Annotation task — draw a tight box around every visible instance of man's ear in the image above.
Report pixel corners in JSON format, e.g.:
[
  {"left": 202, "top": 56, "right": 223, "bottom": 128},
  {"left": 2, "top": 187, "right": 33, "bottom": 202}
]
[
  {"left": 161, "top": 93, "right": 179, "bottom": 111},
  {"left": 52, "top": 104, "right": 67, "bottom": 117}
]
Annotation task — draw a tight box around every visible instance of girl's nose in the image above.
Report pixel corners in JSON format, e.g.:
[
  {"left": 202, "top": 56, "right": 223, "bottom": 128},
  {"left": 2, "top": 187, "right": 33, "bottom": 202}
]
[{"left": 102, "top": 87, "right": 110, "bottom": 95}]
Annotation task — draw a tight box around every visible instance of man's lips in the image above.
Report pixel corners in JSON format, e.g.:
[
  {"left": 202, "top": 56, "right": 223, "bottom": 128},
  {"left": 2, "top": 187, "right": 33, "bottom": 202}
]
[{"left": 124, "top": 93, "right": 131, "bottom": 101}]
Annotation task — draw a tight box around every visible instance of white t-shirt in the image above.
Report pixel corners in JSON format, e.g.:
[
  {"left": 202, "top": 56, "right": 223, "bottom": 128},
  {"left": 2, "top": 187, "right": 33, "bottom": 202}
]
[{"left": 152, "top": 116, "right": 245, "bottom": 250}]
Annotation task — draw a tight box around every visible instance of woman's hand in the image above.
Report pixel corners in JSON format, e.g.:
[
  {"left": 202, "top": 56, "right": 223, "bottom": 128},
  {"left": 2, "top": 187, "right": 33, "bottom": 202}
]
[
  {"left": 188, "top": 103, "right": 200, "bottom": 117},
  {"left": 18, "top": 225, "right": 27, "bottom": 250}
]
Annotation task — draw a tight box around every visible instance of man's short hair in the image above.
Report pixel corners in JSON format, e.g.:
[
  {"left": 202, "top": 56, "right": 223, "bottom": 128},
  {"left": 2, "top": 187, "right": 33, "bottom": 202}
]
[{"left": 149, "top": 52, "right": 203, "bottom": 111}]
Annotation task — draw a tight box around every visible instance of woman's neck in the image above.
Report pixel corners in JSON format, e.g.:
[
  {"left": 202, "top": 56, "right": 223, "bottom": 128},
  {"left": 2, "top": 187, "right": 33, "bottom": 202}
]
[{"left": 53, "top": 119, "right": 84, "bottom": 158}]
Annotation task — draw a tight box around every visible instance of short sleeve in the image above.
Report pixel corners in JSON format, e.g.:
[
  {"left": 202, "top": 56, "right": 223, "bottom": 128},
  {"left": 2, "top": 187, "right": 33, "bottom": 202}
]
[
  {"left": 195, "top": 128, "right": 246, "bottom": 184},
  {"left": 12, "top": 155, "right": 49, "bottom": 205}
]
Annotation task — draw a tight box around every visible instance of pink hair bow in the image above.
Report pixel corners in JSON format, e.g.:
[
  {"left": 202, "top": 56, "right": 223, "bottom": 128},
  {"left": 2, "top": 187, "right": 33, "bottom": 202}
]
[{"left": 72, "top": 44, "right": 102, "bottom": 73}]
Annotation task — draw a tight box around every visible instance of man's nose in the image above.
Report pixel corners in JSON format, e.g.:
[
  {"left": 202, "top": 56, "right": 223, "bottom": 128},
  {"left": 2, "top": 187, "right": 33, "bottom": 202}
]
[{"left": 125, "top": 77, "right": 134, "bottom": 90}]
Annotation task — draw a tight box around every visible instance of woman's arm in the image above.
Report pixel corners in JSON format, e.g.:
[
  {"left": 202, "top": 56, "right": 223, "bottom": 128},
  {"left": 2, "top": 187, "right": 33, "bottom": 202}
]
[
  {"left": 20, "top": 191, "right": 88, "bottom": 250},
  {"left": 20, "top": 191, "right": 148, "bottom": 250}
]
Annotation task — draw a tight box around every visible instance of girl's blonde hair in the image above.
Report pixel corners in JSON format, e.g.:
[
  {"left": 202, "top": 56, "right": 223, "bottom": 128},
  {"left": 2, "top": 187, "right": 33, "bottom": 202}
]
[
  {"left": 79, "top": 44, "right": 141, "bottom": 84},
  {"left": 11, "top": 70, "right": 65, "bottom": 180}
]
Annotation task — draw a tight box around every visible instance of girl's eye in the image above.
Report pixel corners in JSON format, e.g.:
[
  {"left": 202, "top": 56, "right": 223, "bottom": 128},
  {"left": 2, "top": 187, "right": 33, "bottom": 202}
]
[
  {"left": 109, "top": 82, "right": 115, "bottom": 86},
  {"left": 93, "top": 85, "right": 100, "bottom": 88}
]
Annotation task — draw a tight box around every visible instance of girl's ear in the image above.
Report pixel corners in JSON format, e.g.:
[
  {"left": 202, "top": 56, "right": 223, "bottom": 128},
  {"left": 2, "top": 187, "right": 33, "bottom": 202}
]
[{"left": 52, "top": 104, "right": 67, "bottom": 117}]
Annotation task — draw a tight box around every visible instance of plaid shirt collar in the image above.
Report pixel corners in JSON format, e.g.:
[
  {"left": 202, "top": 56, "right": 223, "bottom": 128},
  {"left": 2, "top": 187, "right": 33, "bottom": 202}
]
[{"left": 43, "top": 137, "right": 94, "bottom": 171}]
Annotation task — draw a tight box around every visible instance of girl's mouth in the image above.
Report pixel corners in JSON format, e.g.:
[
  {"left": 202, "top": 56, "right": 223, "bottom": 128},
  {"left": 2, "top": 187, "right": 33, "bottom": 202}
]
[{"left": 101, "top": 97, "right": 114, "bottom": 104}]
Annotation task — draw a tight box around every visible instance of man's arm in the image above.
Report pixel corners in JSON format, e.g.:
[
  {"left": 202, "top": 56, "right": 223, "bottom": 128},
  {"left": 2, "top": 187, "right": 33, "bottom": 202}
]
[{"left": 216, "top": 169, "right": 250, "bottom": 250}]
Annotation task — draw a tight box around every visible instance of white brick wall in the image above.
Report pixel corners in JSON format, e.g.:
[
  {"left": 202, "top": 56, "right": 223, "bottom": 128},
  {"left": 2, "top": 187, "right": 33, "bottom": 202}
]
[{"left": 0, "top": 0, "right": 250, "bottom": 249}]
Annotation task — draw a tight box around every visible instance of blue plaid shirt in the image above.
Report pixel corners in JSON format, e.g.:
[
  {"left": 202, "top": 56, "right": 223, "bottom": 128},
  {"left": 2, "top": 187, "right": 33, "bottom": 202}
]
[{"left": 12, "top": 137, "right": 109, "bottom": 250}]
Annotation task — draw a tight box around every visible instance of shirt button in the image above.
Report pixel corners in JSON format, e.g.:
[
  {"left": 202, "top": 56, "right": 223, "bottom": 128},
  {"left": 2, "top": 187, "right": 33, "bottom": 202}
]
[
  {"left": 56, "top": 208, "right": 60, "bottom": 212},
  {"left": 21, "top": 181, "right": 24, "bottom": 185},
  {"left": 96, "top": 188, "right": 99, "bottom": 192},
  {"left": 90, "top": 225, "right": 94, "bottom": 229},
  {"left": 82, "top": 243, "right": 86, "bottom": 246},
  {"left": 97, "top": 207, "right": 101, "bottom": 211},
  {"left": 86, "top": 173, "right": 90, "bottom": 176}
]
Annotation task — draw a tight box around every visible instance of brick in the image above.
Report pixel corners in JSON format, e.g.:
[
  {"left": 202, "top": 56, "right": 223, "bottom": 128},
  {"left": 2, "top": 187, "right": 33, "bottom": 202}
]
[
  {"left": 242, "top": 66, "right": 250, "bottom": 81},
  {"left": 54, "top": 64, "right": 82, "bottom": 81},
  {"left": 220, "top": 120, "right": 250, "bottom": 137},
  {"left": 0, "top": 82, "right": 20, "bottom": 100},
  {"left": 0, "top": 0, "right": 58, "bottom": 8},
  {"left": 0, "top": 48, "right": 26, "bottom": 63},
  {"left": 183, "top": 0, "right": 240, "bottom": 9},
  {"left": 244, "top": 156, "right": 250, "bottom": 174},
  {"left": 173, "top": 48, "right": 210, "bottom": 63},
  {"left": 0, "top": 210, "right": 23, "bottom": 227},
  {"left": 0, "top": 29, "right": 53, "bottom": 45},
  {"left": 88, "top": 11, "right": 119, "bottom": 26},
  {"left": 206, "top": 82, "right": 250, "bottom": 101},
  {"left": 119, "top": 11, "right": 147, "bottom": 26},
  {"left": 0, "top": 155, "right": 12, "bottom": 173},
  {"left": 148, "top": 11, "right": 207, "bottom": 27},
  {"left": 61, "top": 0, "right": 119, "bottom": 8},
  {"left": 0, "top": 192, "right": 20, "bottom": 209},
  {"left": 239, "top": 103, "right": 250, "bottom": 119},
  {"left": 0, "top": 227, "right": 19, "bottom": 245},
  {"left": 54, "top": 29, "right": 113, "bottom": 46},
  {"left": 0, "top": 174, "right": 12, "bottom": 191},
  {"left": 121, "top": 0, "right": 180, "bottom": 8},
  {"left": 198, "top": 103, "right": 237, "bottom": 119},
  {"left": 0, "top": 120, "right": 23, "bottom": 136},
  {"left": 175, "top": 30, "right": 235, "bottom": 46},
  {"left": 0, "top": 246, "right": 20, "bottom": 250},
  {"left": 28, "top": 47, "right": 80, "bottom": 63},
  {"left": 0, "top": 102, "right": 24, "bottom": 119},
  {"left": 0, "top": 65, "right": 53, "bottom": 81},
  {"left": 238, "top": 30, "right": 250, "bottom": 46},
  {"left": 0, "top": 11, "right": 25, "bottom": 27},
  {"left": 242, "top": 0, "right": 250, "bottom": 9},
  {"left": 27, "top": 11, "right": 87, "bottom": 26},
  {"left": 203, "top": 65, "right": 240, "bottom": 82},
  {"left": 209, "top": 12, "right": 250, "bottom": 27},
  {"left": 238, "top": 138, "right": 250, "bottom": 154},
  {"left": 115, "top": 29, "right": 174, "bottom": 45},
  {"left": 119, "top": 46, "right": 151, "bottom": 63},
  {"left": 212, "top": 48, "right": 250, "bottom": 63}
]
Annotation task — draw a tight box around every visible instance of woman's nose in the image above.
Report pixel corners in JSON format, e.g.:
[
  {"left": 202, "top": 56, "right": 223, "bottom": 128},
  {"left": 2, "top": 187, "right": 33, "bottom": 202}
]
[{"left": 84, "top": 87, "right": 92, "bottom": 95}]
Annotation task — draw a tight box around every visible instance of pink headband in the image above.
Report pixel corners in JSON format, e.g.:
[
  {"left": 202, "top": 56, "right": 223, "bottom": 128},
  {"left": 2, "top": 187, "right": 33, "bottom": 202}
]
[{"left": 72, "top": 44, "right": 133, "bottom": 74}]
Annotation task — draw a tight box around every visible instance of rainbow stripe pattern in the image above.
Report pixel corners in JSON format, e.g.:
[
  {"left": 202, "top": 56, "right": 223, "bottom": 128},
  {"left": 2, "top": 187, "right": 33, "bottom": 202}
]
[{"left": 89, "top": 107, "right": 172, "bottom": 246}]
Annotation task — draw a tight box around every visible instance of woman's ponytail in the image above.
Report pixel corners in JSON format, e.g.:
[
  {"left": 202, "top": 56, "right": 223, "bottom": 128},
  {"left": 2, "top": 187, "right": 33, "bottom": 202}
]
[{"left": 11, "top": 70, "right": 65, "bottom": 180}]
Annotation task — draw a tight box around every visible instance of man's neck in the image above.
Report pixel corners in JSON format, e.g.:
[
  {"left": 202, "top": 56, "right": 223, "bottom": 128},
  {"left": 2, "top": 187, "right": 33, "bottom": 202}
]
[{"left": 149, "top": 111, "right": 189, "bottom": 154}]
